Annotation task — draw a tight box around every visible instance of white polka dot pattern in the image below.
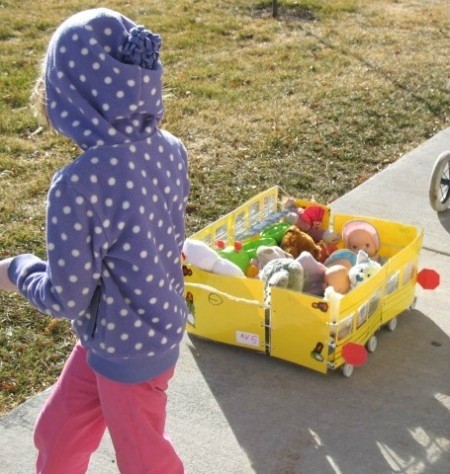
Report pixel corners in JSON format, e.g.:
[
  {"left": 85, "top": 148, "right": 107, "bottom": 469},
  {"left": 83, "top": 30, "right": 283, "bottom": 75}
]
[
  {"left": 9, "top": 8, "right": 191, "bottom": 384},
  {"left": 45, "top": 8, "right": 164, "bottom": 151}
]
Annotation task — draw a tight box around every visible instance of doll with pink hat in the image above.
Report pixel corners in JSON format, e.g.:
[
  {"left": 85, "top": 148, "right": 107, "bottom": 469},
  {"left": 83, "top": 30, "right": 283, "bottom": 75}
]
[
  {"left": 322, "top": 220, "right": 383, "bottom": 294},
  {"left": 342, "top": 220, "right": 382, "bottom": 263}
]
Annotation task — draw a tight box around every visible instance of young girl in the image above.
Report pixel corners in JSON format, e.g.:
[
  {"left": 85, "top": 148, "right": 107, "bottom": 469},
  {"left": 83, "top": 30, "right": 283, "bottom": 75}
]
[{"left": 0, "top": 8, "right": 189, "bottom": 473}]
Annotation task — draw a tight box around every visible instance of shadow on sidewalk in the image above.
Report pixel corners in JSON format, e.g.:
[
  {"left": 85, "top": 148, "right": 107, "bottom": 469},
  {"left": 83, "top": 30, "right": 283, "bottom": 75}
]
[
  {"left": 186, "top": 309, "right": 450, "bottom": 474},
  {"left": 437, "top": 210, "right": 450, "bottom": 237}
]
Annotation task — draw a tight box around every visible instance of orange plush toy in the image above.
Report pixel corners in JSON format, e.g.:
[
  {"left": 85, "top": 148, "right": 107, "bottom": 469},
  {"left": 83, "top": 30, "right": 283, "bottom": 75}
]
[{"left": 280, "top": 225, "right": 322, "bottom": 260}]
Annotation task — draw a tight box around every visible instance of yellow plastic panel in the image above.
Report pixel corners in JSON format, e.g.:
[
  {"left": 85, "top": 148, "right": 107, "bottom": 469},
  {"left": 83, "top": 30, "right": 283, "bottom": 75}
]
[
  {"left": 332, "top": 213, "right": 421, "bottom": 259},
  {"left": 190, "top": 186, "right": 281, "bottom": 245},
  {"left": 328, "top": 266, "right": 386, "bottom": 369},
  {"left": 184, "top": 265, "right": 266, "bottom": 351},
  {"left": 269, "top": 288, "right": 330, "bottom": 374},
  {"left": 381, "top": 230, "right": 423, "bottom": 323},
  {"left": 333, "top": 265, "right": 387, "bottom": 326},
  {"left": 189, "top": 186, "right": 332, "bottom": 247}
]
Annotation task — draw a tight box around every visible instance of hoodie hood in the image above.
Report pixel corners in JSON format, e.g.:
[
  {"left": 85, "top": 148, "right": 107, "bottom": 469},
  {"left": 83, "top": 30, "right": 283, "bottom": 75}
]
[{"left": 45, "top": 8, "right": 164, "bottom": 150}]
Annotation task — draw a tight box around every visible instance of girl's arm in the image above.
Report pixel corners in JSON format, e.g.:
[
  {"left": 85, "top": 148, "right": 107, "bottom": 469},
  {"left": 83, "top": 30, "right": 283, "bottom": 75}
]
[{"left": 7, "top": 175, "right": 105, "bottom": 320}]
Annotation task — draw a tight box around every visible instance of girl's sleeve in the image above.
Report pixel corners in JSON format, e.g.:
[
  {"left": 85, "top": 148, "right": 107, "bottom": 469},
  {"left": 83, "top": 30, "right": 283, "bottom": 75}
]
[
  {"left": 176, "top": 141, "right": 190, "bottom": 253},
  {"left": 8, "top": 176, "right": 106, "bottom": 320}
]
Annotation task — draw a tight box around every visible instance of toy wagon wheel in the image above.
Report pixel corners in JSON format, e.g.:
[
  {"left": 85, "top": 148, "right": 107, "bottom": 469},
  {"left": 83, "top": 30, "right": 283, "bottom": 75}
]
[
  {"left": 366, "top": 335, "right": 378, "bottom": 353},
  {"left": 429, "top": 151, "right": 450, "bottom": 212},
  {"left": 387, "top": 317, "right": 398, "bottom": 332},
  {"left": 342, "top": 363, "right": 354, "bottom": 378}
]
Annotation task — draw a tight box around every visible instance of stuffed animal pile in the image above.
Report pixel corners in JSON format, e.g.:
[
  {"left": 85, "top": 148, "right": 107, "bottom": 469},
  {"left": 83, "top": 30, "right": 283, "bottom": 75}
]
[{"left": 183, "top": 201, "right": 384, "bottom": 299}]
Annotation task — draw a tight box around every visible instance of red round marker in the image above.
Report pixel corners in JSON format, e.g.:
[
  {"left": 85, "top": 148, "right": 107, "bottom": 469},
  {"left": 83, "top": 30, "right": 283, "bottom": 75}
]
[
  {"left": 342, "top": 343, "right": 367, "bottom": 367},
  {"left": 417, "top": 269, "right": 440, "bottom": 290}
]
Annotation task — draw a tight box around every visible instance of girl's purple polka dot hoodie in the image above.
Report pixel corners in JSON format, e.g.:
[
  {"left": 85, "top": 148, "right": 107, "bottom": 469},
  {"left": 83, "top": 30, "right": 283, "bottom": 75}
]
[{"left": 8, "top": 8, "right": 190, "bottom": 383}]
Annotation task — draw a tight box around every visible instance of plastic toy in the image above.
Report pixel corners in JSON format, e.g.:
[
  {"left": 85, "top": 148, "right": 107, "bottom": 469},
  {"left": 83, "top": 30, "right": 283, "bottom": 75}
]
[
  {"left": 280, "top": 225, "right": 322, "bottom": 260},
  {"left": 242, "top": 237, "right": 277, "bottom": 259},
  {"left": 324, "top": 249, "right": 357, "bottom": 269},
  {"left": 182, "top": 239, "right": 244, "bottom": 277},
  {"left": 342, "top": 220, "right": 381, "bottom": 262},
  {"left": 324, "top": 264, "right": 350, "bottom": 294},
  {"left": 429, "top": 150, "right": 450, "bottom": 212},
  {"left": 244, "top": 264, "right": 260, "bottom": 279},
  {"left": 260, "top": 222, "right": 291, "bottom": 244},
  {"left": 348, "top": 250, "right": 382, "bottom": 289},
  {"left": 216, "top": 241, "right": 250, "bottom": 273}
]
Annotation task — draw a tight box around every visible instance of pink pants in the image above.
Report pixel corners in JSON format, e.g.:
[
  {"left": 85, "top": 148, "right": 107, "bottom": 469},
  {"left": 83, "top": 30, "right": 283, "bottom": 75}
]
[{"left": 34, "top": 341, "right": 184, "bottom": 474}]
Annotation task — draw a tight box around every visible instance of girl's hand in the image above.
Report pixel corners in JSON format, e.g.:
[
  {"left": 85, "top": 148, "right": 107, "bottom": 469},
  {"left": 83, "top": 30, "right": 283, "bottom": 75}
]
[{"left": 0, "top": 258, "right": 17, "bottom": 291}]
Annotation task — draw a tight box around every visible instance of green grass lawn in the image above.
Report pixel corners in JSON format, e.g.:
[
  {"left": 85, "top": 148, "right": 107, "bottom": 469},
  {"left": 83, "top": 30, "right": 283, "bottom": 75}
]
[{"left": 0, "top": 0, "right": 449, "bottom": 413}]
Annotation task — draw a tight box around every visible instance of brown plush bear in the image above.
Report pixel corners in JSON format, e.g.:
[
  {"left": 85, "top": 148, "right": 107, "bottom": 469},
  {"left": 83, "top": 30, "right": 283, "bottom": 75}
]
[{"left": 280, "top": 225, "right": 322, "bottom": 260}]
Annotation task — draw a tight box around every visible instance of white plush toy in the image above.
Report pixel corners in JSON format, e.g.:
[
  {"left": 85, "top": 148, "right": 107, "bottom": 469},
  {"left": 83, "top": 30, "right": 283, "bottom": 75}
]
[
  {"left": 348, "top": 250, "right": 381, "bottom": 289},
  {"left": 182, "top": 239, "right": 245, "bottom": 277}
]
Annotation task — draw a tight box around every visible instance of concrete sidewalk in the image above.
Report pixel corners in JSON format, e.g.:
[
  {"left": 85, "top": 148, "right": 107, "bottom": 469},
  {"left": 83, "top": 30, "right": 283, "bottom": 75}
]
[{"left": 1, "top": 129, "right": 449, "bottom": 473}]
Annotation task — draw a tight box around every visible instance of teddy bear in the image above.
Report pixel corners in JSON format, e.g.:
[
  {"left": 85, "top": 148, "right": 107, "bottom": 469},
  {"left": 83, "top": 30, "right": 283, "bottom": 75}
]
[
  {"left": 348, "top": 250, "right": 382, "bottom": 289},
  {"left": 280, "top": 225, "right": 322, "bottom": 260},
  {"left": 260, "top": 257, "right": 304, "bottom": 304}
]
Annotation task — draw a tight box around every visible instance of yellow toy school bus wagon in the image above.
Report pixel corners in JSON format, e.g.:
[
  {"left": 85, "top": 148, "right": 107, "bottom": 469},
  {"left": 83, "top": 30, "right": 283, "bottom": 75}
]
[{"left": 183, "top": 186, "right": 424, "bottom": 377}]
